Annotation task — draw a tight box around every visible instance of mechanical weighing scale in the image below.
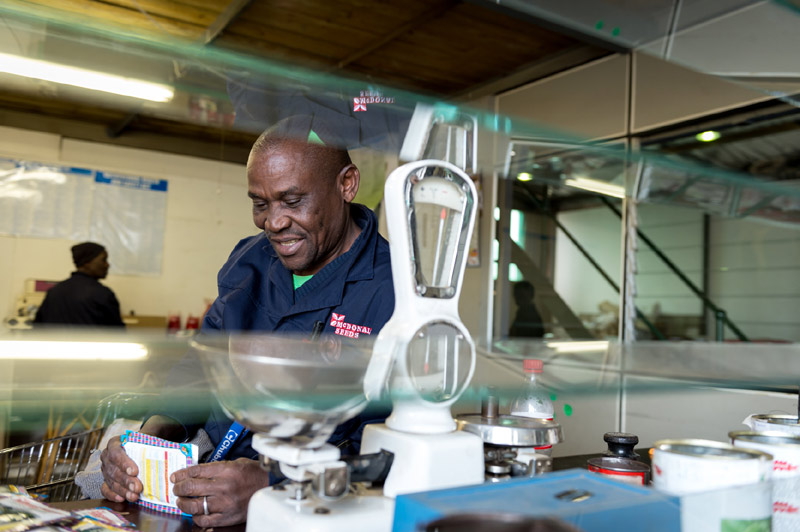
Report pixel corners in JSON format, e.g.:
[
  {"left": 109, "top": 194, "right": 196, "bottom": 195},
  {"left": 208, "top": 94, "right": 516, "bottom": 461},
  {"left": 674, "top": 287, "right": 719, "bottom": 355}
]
[{"left": 359, "top": 159, "right": 485, "bottom": 498}]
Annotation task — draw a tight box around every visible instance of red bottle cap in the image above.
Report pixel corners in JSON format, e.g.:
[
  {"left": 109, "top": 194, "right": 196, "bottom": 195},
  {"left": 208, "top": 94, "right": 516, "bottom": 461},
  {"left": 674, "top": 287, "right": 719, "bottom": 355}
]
[{"left": 523, "top": 358, "right": 543, "bottom": 373}]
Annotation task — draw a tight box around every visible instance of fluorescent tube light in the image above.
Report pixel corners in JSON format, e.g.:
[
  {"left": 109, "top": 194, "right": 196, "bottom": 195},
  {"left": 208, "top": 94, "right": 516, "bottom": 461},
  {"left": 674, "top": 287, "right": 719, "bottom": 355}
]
[
  {"left": 0, "top": 341, "right": 148, "bottom": 360},
  {"left": 564, "top": 176, "right": 625, "bottom": 198},
  {"left": 0, "top": 52, "right": 174, "bottom": 103},
  {"left": 548, "top": 341, "right": 609, "bottom": 353}
]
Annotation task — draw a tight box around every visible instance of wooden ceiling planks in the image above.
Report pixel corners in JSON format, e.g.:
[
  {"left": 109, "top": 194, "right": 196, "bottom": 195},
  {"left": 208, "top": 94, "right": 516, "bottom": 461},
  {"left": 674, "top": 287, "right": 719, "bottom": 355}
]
[
  {"left": 210, "top": 0, "right": 467, "bottom": 93},
  {"left": 92, "top": 0, "right": 223, "bottom": 28},
  {"left": 333, "top": 0, "right": 461, "bottom": 70},
  {"left": 342, "top": 6, "right": 580, "bottom": 92},
  {"left": 201, "top": 0, "right": 254, "bottom": 43},
  {"left": 209, "top": 0, "right": 586, "bottom": 94},
  {"left": 238, "top": 0, "right": 392, "bottom": 40},
  {"left": 244, "top": 0, "right": 446, "bottom": 35},
  {"left": 7, "top": 0, "right": 596, "bottom": 96},
  {"left": 437, "top": 4, "right": 578, "bottom": 54},
  {"left": 6, "top": 0, "right": 201, "bottom": 39},
  {"left": 220, "top": 17, "right": 365, "bottom": 61},
  {"left": 223, "top": 0, "right": 456, "bottom": 65}
]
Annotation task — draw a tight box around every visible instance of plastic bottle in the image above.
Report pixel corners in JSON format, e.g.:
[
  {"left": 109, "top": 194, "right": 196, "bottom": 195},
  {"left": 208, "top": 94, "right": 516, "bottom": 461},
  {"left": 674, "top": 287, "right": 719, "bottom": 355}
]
[{"left": 510, "top": 358, "right": 555, "bottom": 455}]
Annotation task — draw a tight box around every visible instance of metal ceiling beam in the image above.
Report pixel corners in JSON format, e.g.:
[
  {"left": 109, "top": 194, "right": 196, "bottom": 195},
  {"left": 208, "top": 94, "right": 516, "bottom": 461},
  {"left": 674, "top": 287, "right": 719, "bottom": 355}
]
[
  {"left": 201, "top": 0, "right": 252, "bottom": 45},
  {"left": 0, "top": 106, "right": 253, "bottom": 163},
  {"left": 335, "top": 0, "right": 460, "bottom": 70}
]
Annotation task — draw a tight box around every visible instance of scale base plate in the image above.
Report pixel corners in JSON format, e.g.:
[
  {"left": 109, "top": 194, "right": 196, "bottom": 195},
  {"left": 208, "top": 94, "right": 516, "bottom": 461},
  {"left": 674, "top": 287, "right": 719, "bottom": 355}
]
[{"left": 246, "top": 486, "right": 394, "bottom": 532}]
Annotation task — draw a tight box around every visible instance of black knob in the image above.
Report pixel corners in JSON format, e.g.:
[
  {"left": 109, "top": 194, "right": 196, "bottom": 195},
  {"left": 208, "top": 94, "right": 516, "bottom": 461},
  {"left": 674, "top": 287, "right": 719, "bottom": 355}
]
[{"left": 603, "top": 432, "right": 639, "bottom": 459}]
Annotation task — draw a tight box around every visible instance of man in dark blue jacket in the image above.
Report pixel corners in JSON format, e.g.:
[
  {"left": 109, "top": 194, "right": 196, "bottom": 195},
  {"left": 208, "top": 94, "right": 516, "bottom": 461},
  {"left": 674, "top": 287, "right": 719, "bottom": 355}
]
[{"left": 100, "top": 127, "right": 394, "bottom": 527}]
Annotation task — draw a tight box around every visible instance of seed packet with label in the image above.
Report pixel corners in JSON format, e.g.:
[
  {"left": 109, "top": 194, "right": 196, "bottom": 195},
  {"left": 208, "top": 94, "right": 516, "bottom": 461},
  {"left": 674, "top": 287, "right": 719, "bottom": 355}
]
[{"left": 120, "top": 431, "right": 198, "bottom": 515}]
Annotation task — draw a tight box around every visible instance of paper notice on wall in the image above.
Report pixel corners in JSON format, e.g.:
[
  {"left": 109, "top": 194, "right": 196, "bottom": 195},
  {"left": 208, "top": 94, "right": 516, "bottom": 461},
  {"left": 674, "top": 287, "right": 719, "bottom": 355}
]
[
  {"left": 0, "top": 158, "right": 167, "bottom": 275},
  {"left": 90, "top": 171, "right": 167, "bottom": 275}
]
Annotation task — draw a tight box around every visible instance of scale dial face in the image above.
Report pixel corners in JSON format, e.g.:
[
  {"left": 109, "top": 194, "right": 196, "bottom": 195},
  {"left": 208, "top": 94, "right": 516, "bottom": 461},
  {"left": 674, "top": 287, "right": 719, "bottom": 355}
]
[
  {"left": 408, "top": 172, "right": 472, "bottom": 298},
  {"left": 406, "top": 322, "right": 471, "bottom": 403}
]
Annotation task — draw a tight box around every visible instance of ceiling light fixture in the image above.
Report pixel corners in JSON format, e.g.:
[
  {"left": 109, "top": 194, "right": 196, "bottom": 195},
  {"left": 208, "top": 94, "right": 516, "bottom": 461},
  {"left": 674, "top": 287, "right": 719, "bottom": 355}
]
[
  {"left": 695, "top": 130, "right": 721, "bottom": 142},
  {"left": 548, "top": 341, "right": 609, "bottom": 353},
  {"left": 516, "top": 172, "right": 533, "bottom": 182},
  {"left": 0, "top": 52, "right": 174, "bottom": 103},
  {"left": 563, "top": 176, "right": 625, "bottom": 198}
]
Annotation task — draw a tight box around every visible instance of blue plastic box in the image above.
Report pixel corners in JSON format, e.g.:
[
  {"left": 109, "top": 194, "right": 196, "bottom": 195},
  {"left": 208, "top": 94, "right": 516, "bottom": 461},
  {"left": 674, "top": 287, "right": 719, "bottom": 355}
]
[{"left": 392, "top": 469, "right": 680, "bottom": 532}]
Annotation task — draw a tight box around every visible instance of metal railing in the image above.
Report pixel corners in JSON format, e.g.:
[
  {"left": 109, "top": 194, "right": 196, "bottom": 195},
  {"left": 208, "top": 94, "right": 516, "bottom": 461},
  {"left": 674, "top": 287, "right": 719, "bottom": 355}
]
[
  {"left": 599, "top": 196, "right": 748, "bottom": 342},
  {"left": 517, "top": 187, "right": 665, "bottom": 340},
  {"left": 0, "top": 391, "right": 157, "bottom": 502}
]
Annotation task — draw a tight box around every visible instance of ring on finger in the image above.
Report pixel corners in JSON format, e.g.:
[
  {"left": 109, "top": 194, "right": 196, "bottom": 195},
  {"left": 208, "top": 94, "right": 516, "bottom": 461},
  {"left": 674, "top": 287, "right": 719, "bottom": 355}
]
[{"left": 203, "top": 495, "right": 209, "bottom": 516}]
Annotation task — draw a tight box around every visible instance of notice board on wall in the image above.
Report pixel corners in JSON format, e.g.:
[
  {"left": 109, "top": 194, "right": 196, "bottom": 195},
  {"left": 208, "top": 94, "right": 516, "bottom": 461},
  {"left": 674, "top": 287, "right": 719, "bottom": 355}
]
[{"left": 0, "top": 158, "right": 168, "bottom": 275}]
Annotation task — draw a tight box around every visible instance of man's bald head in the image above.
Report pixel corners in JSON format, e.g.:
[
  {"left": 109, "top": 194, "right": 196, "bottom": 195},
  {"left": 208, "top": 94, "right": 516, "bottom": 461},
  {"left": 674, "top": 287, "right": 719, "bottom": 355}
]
[{"left": 249, "top": 129, "right": 352, "bottom": 185}]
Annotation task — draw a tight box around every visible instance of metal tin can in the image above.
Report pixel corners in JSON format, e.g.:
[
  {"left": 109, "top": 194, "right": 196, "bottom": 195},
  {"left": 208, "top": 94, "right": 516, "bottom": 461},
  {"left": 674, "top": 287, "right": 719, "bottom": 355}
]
[
  {"left": 652, "top": 439, "right": 773, "bottom": 532},
  {"left": 731, "top": 430, "right": 800, "bottom": 532},
  {"left": 587, "top": 456, "right": 650, "bottom": 486},
  {"left": 745, "top": 414, "right": 800, "bottom": 436}
]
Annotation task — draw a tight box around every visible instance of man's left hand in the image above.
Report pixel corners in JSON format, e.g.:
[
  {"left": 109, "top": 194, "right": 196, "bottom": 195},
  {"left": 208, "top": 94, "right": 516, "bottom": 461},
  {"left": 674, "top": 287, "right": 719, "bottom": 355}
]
[{"left": 171, "top": 458, "right": 270, "bottom": 527}]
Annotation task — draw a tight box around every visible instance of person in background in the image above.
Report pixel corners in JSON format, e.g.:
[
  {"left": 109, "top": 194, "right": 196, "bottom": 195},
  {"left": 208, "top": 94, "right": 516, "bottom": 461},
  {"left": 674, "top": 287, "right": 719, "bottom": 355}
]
[
  {"left": 33, "top": 242, "right": 124, "bottom": 328},
  {"left": 99, "top": 122, "right": 395, "bottom": 527},
  {"left": 509, "top": 280, "right": 545, "bottom": 338}
]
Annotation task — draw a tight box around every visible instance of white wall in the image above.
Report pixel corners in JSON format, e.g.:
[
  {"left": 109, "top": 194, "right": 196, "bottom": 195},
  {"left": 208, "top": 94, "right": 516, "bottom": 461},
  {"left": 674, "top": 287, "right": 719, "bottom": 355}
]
[
  {"left": 498, "top": 54, "right": 629, "bottom": 142},
  {"left": 709, "top": 216, "right": 800, "bottom": 342},
  {"left": 0, "top": 126, "right": 255, "bottom": 326},
  {"left": 632, "top": 52, "right": 770, "bottom": 133},
  {"left": 553, "top": 206, "right": 621, "bottom": 316},
  {"left": 635, "top": 203, "right": 704, "bottom": 316}
]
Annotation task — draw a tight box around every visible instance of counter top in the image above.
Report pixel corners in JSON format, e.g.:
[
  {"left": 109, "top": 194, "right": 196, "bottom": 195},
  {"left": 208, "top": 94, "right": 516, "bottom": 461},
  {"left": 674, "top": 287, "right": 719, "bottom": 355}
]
[{"left": 51, "top": 499, "right": 245, "bottom": 532}]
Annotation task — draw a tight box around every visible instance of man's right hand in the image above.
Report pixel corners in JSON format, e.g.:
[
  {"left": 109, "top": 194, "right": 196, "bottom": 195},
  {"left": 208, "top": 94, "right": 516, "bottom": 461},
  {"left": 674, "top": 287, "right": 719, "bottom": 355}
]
[
  {"left": 100, "top": 415, "right": 184, "bottom": 503},
  {"left": 100, "top": 436, "right": 142, "bottom": 503}
]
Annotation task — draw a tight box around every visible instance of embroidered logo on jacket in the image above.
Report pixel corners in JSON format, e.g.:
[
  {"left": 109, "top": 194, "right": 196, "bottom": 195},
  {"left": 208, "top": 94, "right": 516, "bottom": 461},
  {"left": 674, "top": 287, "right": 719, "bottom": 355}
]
[
  {"left": 353, "top": 90, "right": 395, "bottom": 112},
  {"left": 330, "top": 313, "right": 372, "bottom": 338}
]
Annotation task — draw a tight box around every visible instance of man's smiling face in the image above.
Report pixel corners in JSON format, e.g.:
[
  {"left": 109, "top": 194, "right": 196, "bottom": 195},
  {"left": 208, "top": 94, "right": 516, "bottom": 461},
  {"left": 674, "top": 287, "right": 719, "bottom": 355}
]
[{"left": 246, "top": 140, "right": 356, "bottom": 276}]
